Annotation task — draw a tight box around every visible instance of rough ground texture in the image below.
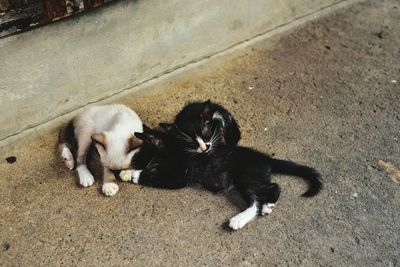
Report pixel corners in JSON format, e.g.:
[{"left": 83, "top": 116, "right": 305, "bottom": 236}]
[{"left": 1, "top": 0, "right": 399, "bottom": 266}]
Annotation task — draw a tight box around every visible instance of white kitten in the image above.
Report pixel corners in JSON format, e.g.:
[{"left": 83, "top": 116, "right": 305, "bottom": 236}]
[{"left": 58, "top": 104, "right": 143, "bottom": 196}]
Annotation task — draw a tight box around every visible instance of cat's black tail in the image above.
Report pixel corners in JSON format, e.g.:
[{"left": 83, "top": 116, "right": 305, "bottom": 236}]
[{"left": 269, "top": 158, "right": 322, "bottom": 197}]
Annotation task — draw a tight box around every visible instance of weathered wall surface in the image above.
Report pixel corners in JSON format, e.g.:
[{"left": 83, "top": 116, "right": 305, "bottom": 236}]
[{"left": 0, "top": 0, "right": 342, "bottom": 142}]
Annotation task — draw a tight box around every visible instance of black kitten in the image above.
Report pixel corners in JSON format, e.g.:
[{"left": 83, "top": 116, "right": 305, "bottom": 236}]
[
  {"left": 133, "top": 101, "right": 322, "bottom": 230},
  {"left": 161, "top": 121, "right": 322, "bottom": 230},
  {"left": 131, "top": 126, "right": 186, "bottom": 189},
  {"left": 130, "top": 100, "right": 242, "bottom": 188},
  {"left": 174, "top": 100, "right": 241, "bottom": 152}
]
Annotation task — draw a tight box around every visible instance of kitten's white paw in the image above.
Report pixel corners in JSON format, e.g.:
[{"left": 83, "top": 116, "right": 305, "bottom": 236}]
[
  {"left": 102, "top": 182, "right": 119, "bottom": 196},
  {"left": 229, "top": 215, "right": 248, "bottom": 230},
  {"left": 77, "top": 166, "right": 94, "bottom": 187},
  {"left": 61, "top": 145, "right": 74, "bottom": 170},
  {"left": 228, "top": 203, "right": 258, "bottom": 230},
  {"left": 132, "top": 170, "right": 142, "bottom": 184},
  {"left": 261, "top": 203, "right": 276, "bottom": 216},
  {"left": 120, "top": 170, "right": 133, "bottom": 182}
]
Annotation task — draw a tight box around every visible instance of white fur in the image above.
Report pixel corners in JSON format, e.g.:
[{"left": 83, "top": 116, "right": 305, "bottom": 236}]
[
  {"left": 132, "top": 170, "right": 142, "bottom": 184},
  {"left": 60, "top": 144, "right": 74, "bottom": 170},
  {"left": 261, "top": 203, "right": 276, "bottom": 216},
  {"left": 196, "top": 136, "right": 207, "bottom": 152},
  {"left": 77, "top": 165, "right": 94, "bottom": 187},
  {"left": 67, "top": 104, "right": 143, "bottom": 196},
  {"left": 229, "top": 202, "right": 258, "bottom": 230},
  {"left": 120, "top": 170, "right": 133, "bottom": 182},
  {"left": 212, "top": 112, "right": 225, "bottom": 126},
  {"left": 119, "top": 169, "right": 142, "bottom": 183},
  {"left": 102, "top": 182, "right": 119, "bottom": 196},
  {"left": 74, "top": 104, "right": 143, "bottom": 170},
  {"left": 196, "top": 136, "right": 211, "bottom": 153}
]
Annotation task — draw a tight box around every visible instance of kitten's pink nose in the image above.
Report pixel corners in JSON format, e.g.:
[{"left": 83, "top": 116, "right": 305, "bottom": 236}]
[
  {"left": 199, "top": 143, "right": 207, "bottom": 152},
  {"left": 197, "top": 143, "right": 211, "bottom": 153}
]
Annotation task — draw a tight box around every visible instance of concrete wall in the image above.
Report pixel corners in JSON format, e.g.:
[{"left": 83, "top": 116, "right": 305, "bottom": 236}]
[{"left": 0, "top": 0, "right": 342, "bottom": 142}]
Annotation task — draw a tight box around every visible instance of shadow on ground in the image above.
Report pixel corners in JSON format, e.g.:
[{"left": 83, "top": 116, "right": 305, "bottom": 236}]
[{"left": 0, "top": 0, "right": 399, "bottom": 265}]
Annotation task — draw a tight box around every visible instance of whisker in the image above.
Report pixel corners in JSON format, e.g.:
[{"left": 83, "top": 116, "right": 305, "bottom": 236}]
[
  {"left": 175, "top": 127, "right": 193, "bottom": 141},
  {"left": 210, "top": 130, "right": 223, "bottom": 144},
  {"left": 145, "top": 156, "right": 156, "bottom": 168}
]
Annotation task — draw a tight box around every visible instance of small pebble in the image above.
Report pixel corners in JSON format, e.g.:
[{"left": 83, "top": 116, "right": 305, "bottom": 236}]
[
  {"left": 1, "top": 241, "right": 10, "bottom": 252},
  {"left": 6, "top": 156, "right": 16, "bottom": 164},
  {"left": 390, "top": 79, "right": 397, "bottom": 84},
  {"left": 352, "top": 192, "right": 358, "bottom": 198}
]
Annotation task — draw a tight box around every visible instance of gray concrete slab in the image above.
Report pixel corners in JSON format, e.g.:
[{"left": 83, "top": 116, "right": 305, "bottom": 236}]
[
  {"left": 0, "top": 0, "right": 399, "bottom": 266},
  {"left": 0, "top": 0, "right": 345, "bottom": 142}
]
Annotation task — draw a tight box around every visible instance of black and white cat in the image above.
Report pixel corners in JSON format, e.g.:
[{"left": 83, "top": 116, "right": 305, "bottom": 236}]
[
  {"left": 58, "top": 104, "right": 143, "bottom": 196},
  {"left": 127, "top": 100, "right": 241, "bottom": 188},
  {"left": 173, "top": 100, "right": 241, "bottom": 149},
  {"left": 130, "top": 100, "right": 323, "bottom": 230}
]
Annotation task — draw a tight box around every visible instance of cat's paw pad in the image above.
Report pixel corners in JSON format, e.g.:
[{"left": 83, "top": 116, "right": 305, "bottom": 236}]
[
  {"left": 228, "top": 216, "right": 247, "bottom": 230},
  {"left": 60, "top": 145, "right": 74, "bottom": 170},
  {"left": 79, "top": 171, "right": 94, "bottom": 187},
  {"left": 120, "top": 170, "right": 133, "bottom": 182},
  {"left": 132, "top": 170, "right": 142, "bottom": 184},
  {"left": 102, "top": 182, "right": 119, "bottom": 196},
  {"left": 261, "top": 203, "right": 276, "bottom": 216}
]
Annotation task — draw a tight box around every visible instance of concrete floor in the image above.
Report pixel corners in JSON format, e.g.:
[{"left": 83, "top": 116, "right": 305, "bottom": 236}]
[{"left": 1, "top": 0, "right": 399, "bottom": 266}]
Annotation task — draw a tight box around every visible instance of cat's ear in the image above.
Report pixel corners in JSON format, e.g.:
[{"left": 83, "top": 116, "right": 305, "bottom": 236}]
[
  {"left": 134, "top": 132, "right": 163, "bottom": 148},
  {"left": 200, "top": 100, "right": 212, "bottom": 121},
  {"left": 159, "top": 123, "right": 174, "bottom": 132},
  {"left": 142, "top": 124, "right": 152, "bottom": 133},
  {"left": 128, "top": 135, "right": 143, "bottom": 151},
  {"left": 91, "top": 132, "right": 107, "bottom": 148}
]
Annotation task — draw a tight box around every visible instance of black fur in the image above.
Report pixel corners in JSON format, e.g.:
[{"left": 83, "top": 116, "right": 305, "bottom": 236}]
[
  {"left": 133, "top": 127, "right": 186, "bottom": 189},
  {"left": 174, "top": 100, "right": 241, "bottom": 147},
  {"left": 133, "top": 100, "right": 322, "bottom": 229}
]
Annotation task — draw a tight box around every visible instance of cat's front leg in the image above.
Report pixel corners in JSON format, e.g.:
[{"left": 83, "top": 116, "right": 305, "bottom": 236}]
[
  {"left": 138, "top": 170, "right": 186, "bottom": 189},
  {"left": 76, "top": 129, "right": 95, "bottom": 187},
  {"left": 119, "top": 169, "right": 133, "bottom": 182},
  {"left": 119, "top": 169, "right": 142, "bottom": 184},
  {"left": 102, "top": 167, "right": 119, "bottom": 196},
  {"left": 77, "top": 165, "right": 95, "bottom": 187},
  {"left": 228, "top": 202, "right": 259, "bottom": 230}
]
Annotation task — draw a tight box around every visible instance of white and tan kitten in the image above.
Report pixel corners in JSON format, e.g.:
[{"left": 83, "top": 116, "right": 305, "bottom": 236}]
[{"left": 59, "top": 104, "right": 143, "bottom": 196}]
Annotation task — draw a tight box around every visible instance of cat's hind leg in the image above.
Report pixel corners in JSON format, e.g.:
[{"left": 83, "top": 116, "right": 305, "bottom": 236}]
[
  {"left": 135, "top": 168, "right": 186, "bottom": 189},
  {"left": 58, "top": 120, "right": 77, "bottom": 170},
  {"left": 261, "top": 203, "right": 276, "bottom": 215},
  {"left": 258, "top": 183, "right": 280, "bottom": 216},
  {"left": 59, "top": 143, "right": 75, "bottom": 170},
  {"left": 75, "top": 125, "right": 95, "bottom": 187}
]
